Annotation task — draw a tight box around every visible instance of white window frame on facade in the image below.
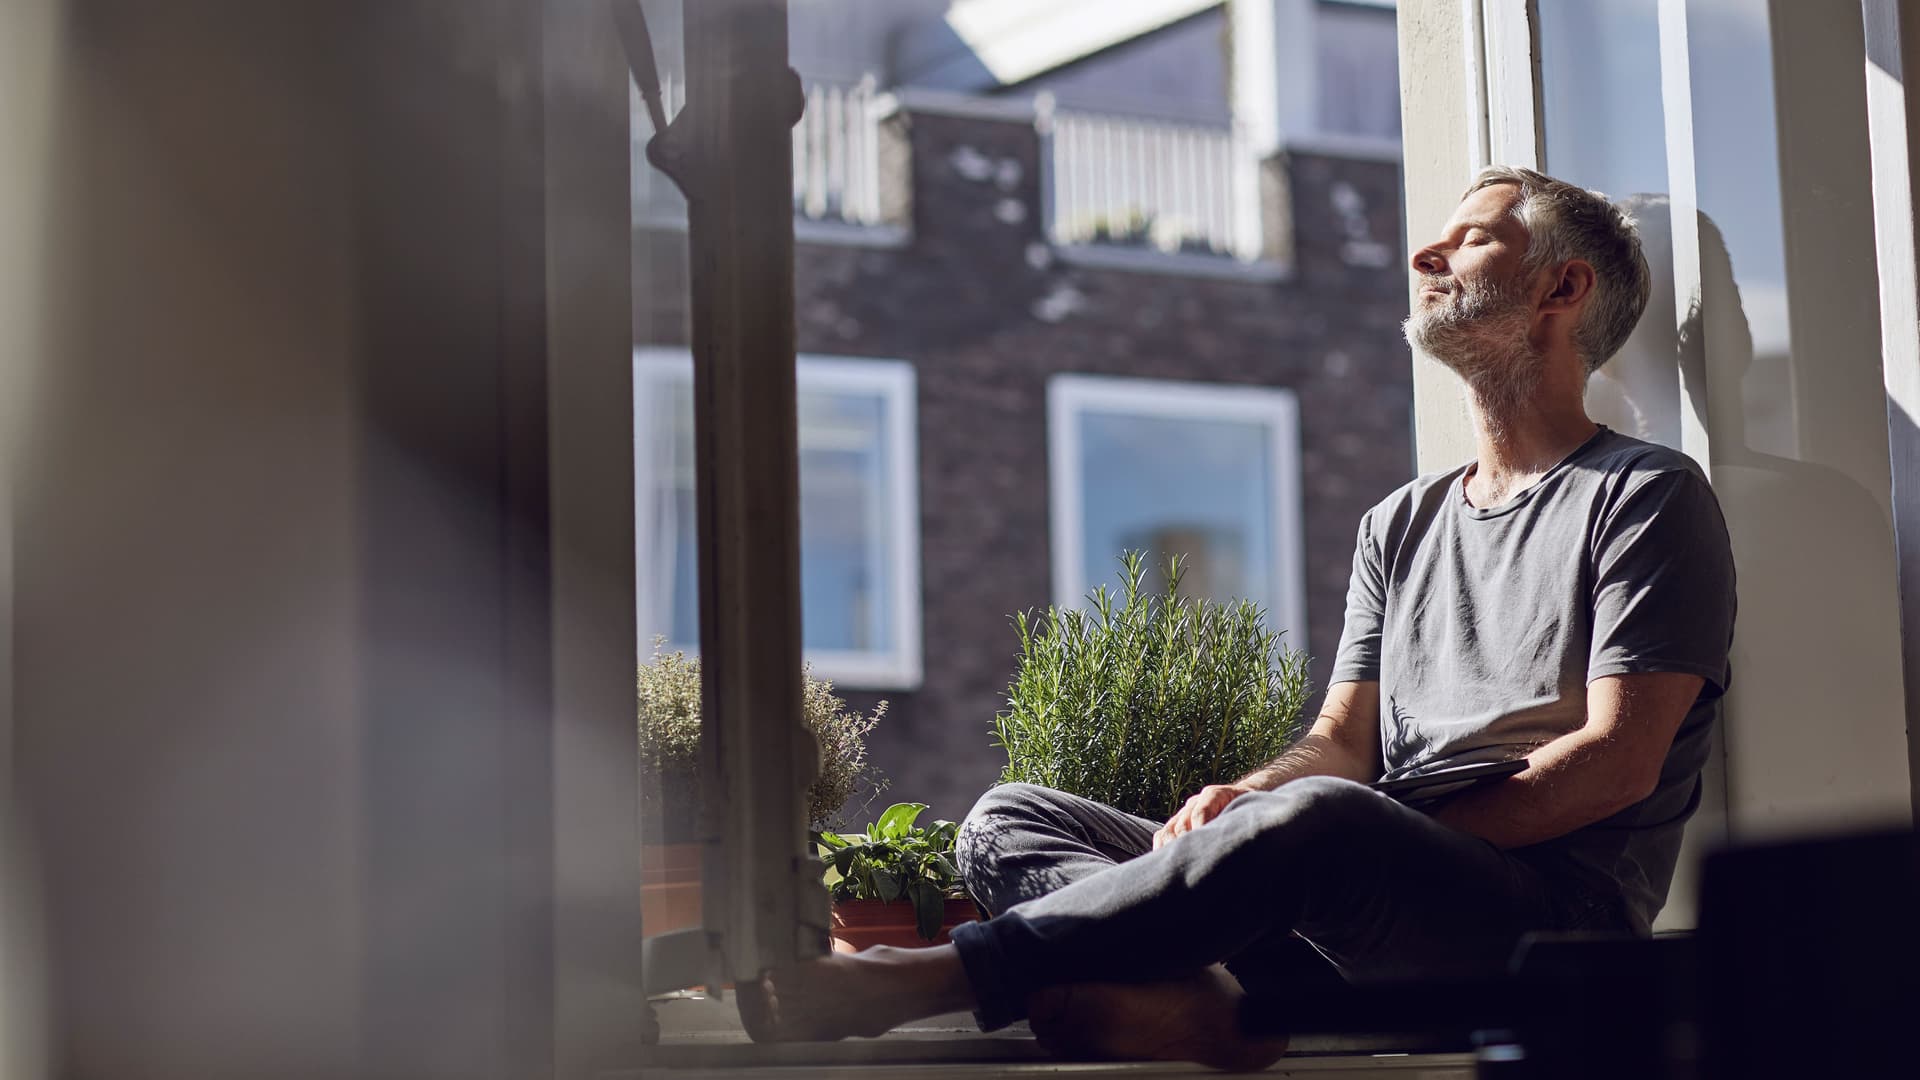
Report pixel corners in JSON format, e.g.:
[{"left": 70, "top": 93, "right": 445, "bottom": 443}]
[
  {"left": 633, "top": 347, "right": 924, "bottom": 689},
  {"left": 1046, "top": 373, "right": 1308, "bottom": 652}
]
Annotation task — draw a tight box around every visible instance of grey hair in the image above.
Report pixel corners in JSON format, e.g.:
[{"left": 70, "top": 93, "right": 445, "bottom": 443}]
[{"left": 1465, "top": 166, "right": 1653, "bottom": 375}]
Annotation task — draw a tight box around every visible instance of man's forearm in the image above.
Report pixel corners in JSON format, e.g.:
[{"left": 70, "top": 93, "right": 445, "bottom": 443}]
[
  {"left": 1235, "top": 732, "right": 1377, "bottom": 791},
  {"left": 1430, "top": 726, "right": 1656, "bottom": 848}
]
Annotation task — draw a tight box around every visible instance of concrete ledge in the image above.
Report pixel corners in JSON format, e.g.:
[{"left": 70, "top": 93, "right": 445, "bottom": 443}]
[
  {"left": 877, "top": 87, "right": 1043, "bottom": 126},
  {"left": 1054, "top": 242, "right": 1292, "bottom": 284},
  {"left": 634, "top": 215, "right": 914, "bottom": 252},
  {"left": 1283, "top": 132, "right": 1404, "bottom": 164},
  {"left": 796, "top": 219, "right": 913, "bottom": 249}
]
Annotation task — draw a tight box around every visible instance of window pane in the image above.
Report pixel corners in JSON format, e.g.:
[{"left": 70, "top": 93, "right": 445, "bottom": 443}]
[
  {"left": 1686, "top": 0, "right": 1796, "bottom": 458},
  {"left": 636, "top": 356, "right": 912, "bottom": 683},
  {"left": 1077, "top": 411, "right": 1276, "bottom": 611},
  {"left": 1316, "top": 2, "right": 1402, "bottom": 140},
  {"left": 1538, "top": 0, "right": 1668, "bottom": 198},
  {"left": 1538, "top": 0, "right": 1682, "bottom": 448},
  {"left": 636, "top": 375, "right": 701, "bottom": 647},
  {"left": 797, "top": 389, "right": 893, "bottom": 653}
]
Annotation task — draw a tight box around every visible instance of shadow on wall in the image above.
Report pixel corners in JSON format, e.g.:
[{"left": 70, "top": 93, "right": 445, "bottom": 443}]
[{"left": 1590, "top": 194, "right": 1907, "bottom": 835}]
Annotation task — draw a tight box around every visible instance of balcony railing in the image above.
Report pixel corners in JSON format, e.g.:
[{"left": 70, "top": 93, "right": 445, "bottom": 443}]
[
  {"left": 792, "top": 78, "right": 887, "bottom": 227},
  {"left": 1045, "top": 108, "right": 1265, "bottom": 263},
  {"left": 632, "top": 75, "right": 891, "bottom": 231}
]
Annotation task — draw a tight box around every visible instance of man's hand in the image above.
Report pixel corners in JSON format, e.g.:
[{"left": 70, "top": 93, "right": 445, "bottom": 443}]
[{"left": 1153, "top": 783, "right": 1254, "bottom": 850}]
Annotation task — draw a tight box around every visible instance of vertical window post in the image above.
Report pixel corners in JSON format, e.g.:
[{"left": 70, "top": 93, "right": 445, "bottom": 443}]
[{"left": 638, "top": 0, "right": 825, "bottom": 993}]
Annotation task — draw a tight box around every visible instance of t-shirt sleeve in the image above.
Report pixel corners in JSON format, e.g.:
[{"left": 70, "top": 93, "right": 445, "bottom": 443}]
[
  {"left": 1330, "top": 508, "right": 1387, "bottom": 685},
  {"left": 1587, "top": 467, "right": 1736, "bottom": 694}
]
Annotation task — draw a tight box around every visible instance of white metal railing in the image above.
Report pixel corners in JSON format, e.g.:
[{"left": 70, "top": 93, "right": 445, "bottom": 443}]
[
  {"left": 1046, "top": 108, "right": 1265, "bottom": 261},
  {"left": 631, "top": 75, "right": 888, "bottom": 229},
  {"left": 791, "top": 77, "right": 886, "bottom": 226}
]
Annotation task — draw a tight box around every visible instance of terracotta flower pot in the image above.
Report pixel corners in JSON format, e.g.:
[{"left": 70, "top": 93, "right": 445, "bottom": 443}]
[
  {"left": 640, "top": 843, "right": 703, "bottom": 937},
  {"left": 830, "top": 897, "right": 980, "bottom": 953}
]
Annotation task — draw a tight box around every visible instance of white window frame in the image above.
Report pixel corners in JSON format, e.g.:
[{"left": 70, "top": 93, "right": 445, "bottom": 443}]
[
  {"left": 1046, "top": 374, "right": 1308, "bottom": 652},
  {"left": 634, "top": 347, "right": 924, "bottom": 689}
]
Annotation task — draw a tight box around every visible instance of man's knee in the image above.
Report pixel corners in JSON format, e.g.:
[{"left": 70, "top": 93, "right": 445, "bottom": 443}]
[
  {"left": 957, "top": 782, "right": 1045, "bottom": 879},
  {"left": 1222, "top": 776, "right": 1395, "bottom": 846}
]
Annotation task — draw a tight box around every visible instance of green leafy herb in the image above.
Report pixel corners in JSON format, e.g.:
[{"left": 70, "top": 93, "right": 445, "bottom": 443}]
[
  {"left": 993, "top": 551, "right": 1311, "bottom": 822},
  {"left": 812, "top": 801, "right": 966, "bottom": 941}
]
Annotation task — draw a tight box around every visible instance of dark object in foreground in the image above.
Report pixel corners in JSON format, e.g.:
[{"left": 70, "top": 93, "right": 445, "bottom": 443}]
[{"left": 1242, "top": 827, "right": 1918, "bottom": 1079}]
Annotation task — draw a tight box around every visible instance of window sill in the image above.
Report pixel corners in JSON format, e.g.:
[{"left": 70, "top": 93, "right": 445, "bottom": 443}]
[
  {"left": 1052, "top": 243, "right": 1292, "bottom": 283},
  {"left": 640, "top": 992, "right": 1475, "bottom": 1072},
  {"left": 807, "top": 650, "right": 923, "bottom": 693}
]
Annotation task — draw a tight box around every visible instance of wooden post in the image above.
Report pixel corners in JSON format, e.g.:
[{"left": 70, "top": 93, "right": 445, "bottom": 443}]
[{"left": 643, "top": 0, "right": 825, "bottom": 990}]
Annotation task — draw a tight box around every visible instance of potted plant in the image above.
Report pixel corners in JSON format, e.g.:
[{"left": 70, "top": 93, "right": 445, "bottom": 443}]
[
  {"left": 638, "top": 640, "right": 887, "bottom": 936},
  {"left": 813, "top": 801, "right": 978, "bottom": 951},
  {"left": 993, "top": 551, "right": 1312, "bottom": 822}
]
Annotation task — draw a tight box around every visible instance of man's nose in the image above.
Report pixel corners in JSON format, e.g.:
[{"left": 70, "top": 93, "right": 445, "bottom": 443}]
[{"left": 1410, "top": 246, "right": 1447, "bottom": 276}]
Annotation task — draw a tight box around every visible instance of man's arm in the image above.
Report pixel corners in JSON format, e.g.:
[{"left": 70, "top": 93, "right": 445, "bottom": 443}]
[
  {"left": 1152, "top": 680, "right": 1382, "bottom": 849},
  {"left": 1237, "top": 679, "right": 1383, "bottom": 789},
  {"left": 1431, "top": 671, "right": 1701, "bottom": 849}
]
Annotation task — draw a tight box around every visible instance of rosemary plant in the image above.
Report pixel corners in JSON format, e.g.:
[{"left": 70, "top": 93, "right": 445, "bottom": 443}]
[{"left": 993, "top": 551, "right": 1311, "bottom": 822}]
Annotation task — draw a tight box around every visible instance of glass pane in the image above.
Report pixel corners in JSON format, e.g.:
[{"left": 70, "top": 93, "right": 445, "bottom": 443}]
[
  {"left": 1316, "top": 1, "right": 1402, "bottom": 140},
  {"left": 1535, "top": 0, "right": 1912, "bottom": 909},
  {"left": 1682, "top": 0, "right": 1909, "bottom": 833},
  {"left": 768, "top": 0, "right": 1413, "bottom": 834},
  {"left": 632, "top": 371, "right": 701, "bottom": 648},
  {"left": 1538, "top": 0, "right": 1682, "bottom": 447},
  {"left": 797, "top": 389, "right": 893, "bottom": 653},
  {"left": 1687, "top": 0, "right": 1795, "bottom": 458},
  {"left": 637, "top": 367, "right": 900, "bottom": 662},
  {"left": 1077, "top": 411, "right": 1276, "bottom": 612},
  {"left": 1538, "top": 0, "right": 1668, "bottom": 197}
]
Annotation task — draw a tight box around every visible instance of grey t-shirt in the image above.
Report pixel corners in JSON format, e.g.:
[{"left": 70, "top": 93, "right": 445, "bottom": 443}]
[{"left": 1330, "top": 427, "right": 1736, "bottom": 932}]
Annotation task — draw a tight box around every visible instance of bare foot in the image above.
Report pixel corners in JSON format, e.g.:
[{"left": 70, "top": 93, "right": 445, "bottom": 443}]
[
  {"left": 737, "top": 945, "right": 973, "bottom": 1043},
  {"left": 1026, "top": 967, "right": 1290, "bottom": 1072}
]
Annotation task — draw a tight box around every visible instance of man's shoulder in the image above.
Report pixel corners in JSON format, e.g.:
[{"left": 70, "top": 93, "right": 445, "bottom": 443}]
[
  {"left": 1577, "top": 431, "right": 1719, "bottom": 511},
  {"left": 1582, "top": 429, "right": 1706, "bottom": 483},
  {"left": 1369, "top": 464, "right": 1470, "bottom": 515},
  {"left": 1356, "top": 465, "right": 1470, "bottom": 543}
]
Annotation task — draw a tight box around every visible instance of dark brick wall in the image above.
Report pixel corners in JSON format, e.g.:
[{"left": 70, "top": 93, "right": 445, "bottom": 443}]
[{"left": 636, "top": 104, "right": 1413, "bottom": 823}]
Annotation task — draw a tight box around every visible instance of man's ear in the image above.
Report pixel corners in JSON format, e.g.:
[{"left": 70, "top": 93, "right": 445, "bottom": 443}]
[{"left": 1542, "top": 259, "right": 1597, "bottom": 314}]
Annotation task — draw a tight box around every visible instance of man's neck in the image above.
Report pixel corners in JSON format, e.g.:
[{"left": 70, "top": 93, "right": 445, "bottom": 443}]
[{"left": 1463, "top": 387, "right": 1598, "bottom": 508}]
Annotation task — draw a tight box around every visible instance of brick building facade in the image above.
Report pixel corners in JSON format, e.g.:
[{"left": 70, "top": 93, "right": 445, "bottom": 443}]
[{"left": 635, "top": 96, "right": 1412, "bottom": 821}]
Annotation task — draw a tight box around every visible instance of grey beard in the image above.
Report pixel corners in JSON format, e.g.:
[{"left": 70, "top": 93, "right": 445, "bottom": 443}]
[{"left": 1403, "top": 283, "right": 1543, "bottom": 418}]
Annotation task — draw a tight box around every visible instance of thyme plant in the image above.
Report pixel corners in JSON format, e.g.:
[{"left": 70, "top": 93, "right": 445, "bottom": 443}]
[
  {"left": 639, "top": 640, "right": 888, "bottom": 832},
  {"left": 993, "top": 552, "right": 1311, "bottom": 822}
]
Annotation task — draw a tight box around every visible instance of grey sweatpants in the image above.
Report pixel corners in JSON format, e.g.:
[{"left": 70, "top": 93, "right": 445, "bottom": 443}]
[{"left": 949, "top": 777, "right": 1615, "bottom": 1031}]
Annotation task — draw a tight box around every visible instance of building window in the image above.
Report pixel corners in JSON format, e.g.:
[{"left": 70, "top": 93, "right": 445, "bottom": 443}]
[
  {"left": 634, "top": 349, "right": 923, "bottom": 688},
  {"left": 1316, "top": 0, "right": 1402, "bottom": 141},
  {"left": 1047, "top": 374, "right": 1306, "bottom": 649}
]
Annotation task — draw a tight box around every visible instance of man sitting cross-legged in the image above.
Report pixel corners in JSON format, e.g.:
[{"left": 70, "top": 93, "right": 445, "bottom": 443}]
[{"left": 739, "top": 167, "right": 1736, "bottom": 1071}]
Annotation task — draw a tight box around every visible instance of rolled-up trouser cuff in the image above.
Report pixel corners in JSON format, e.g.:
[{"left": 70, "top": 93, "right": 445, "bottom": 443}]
[{"left": 948, "top": 916, "right": 1026, "bottom": 1031}]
